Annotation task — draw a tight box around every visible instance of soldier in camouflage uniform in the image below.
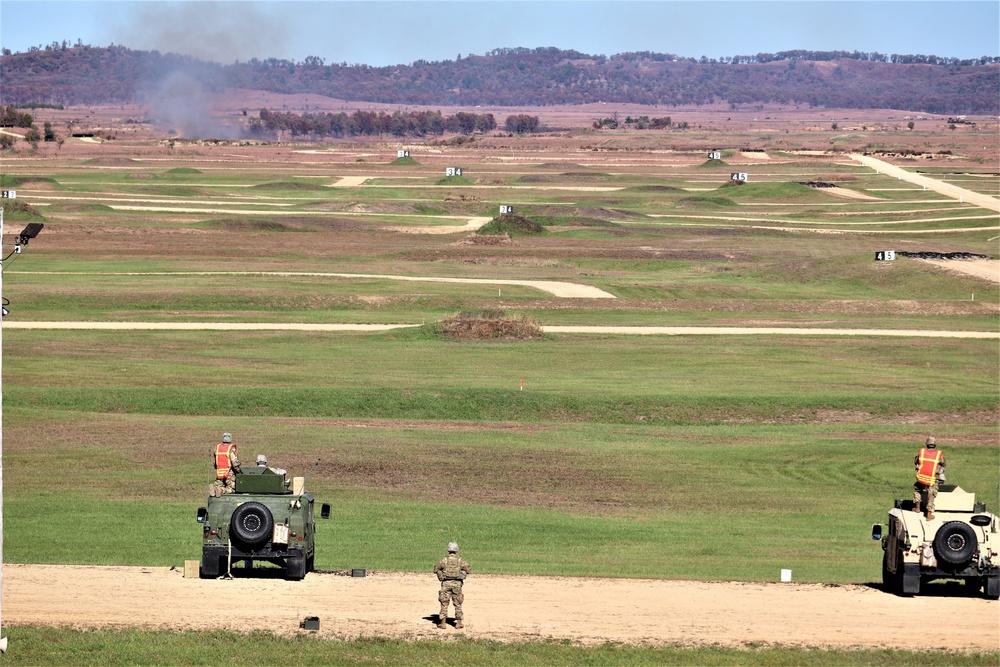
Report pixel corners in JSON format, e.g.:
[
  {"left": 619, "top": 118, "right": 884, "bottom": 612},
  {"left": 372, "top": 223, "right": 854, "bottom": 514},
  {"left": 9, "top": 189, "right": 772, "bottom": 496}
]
[
  {"left": 913, "top": 436, "right": 946, "bottom": 519},
  {"left": 209, "top": 433, "right": 241, "bottom": 497},
  {"left": 434, "top": 542, "right": 471, "bottom": 629}
]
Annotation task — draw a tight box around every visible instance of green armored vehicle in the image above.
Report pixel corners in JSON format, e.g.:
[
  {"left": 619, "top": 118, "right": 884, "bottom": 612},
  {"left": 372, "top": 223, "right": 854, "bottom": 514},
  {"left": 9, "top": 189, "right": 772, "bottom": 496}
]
[
  {"left": 872, "top": 485, "right": 999, "bottom": 598},
  {"left": 196, "top": 466, "right": 330, "bottom": 580}
]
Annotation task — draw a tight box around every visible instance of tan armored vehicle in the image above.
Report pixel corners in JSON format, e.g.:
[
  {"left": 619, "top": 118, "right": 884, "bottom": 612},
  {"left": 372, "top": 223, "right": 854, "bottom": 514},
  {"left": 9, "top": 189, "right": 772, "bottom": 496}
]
[{"left": 872, "top": 484, "right": 999, "bottom": 598}]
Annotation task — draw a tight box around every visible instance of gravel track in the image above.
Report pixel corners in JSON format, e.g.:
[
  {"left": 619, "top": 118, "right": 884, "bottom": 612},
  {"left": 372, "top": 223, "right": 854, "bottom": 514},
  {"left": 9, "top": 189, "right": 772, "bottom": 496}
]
[{"left": 4, "top": 565, "right": 998, "bottom": 651}]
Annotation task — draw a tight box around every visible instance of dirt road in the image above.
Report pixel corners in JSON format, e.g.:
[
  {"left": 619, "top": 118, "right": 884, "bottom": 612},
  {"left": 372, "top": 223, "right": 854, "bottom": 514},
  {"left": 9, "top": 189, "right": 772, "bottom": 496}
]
[
  {"left": 851, "top": 154, "right": 1000, "bottom": 213},
  {"left": 3, "top": 565, "right": 996, "bottom": 650},
  {"left": 5, "top": 322, "right": 995, "bottom": 338},
  {"left": 13, "top": 270, "right": 617, "bottom": 299}
]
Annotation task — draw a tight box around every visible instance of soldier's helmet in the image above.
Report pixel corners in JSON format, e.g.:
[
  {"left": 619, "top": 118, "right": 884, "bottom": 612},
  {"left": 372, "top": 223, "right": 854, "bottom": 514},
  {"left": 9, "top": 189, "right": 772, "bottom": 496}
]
[
  {"left": 256, "top": 454, "right": 268, "bottom": 466},
  {"left": 222, "top": 433, "right": 232, "bottom": 444},
  {"left": 925, "top": 436, "right": 936, "bottom": 448},
  {"left": 447, "top": 542, "right": 459, "bottom": 553}
]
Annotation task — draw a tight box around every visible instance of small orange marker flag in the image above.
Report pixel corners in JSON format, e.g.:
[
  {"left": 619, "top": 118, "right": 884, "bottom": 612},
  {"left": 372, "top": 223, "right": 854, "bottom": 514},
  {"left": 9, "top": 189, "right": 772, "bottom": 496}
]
[{"left": 520, "top": 379, "right": 524, "bottom": 391}]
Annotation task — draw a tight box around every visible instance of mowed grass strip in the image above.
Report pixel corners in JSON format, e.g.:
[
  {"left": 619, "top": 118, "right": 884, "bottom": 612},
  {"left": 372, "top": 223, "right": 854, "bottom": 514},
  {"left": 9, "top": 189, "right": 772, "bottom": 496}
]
[
  {"left": 5, "top": 627, "right": 994, "bottom": 667},
  {"left": 5, "top": 412, "right": 997, "bottom": 582},
  {"left": 5, "top": 329, "right": 997, "bottom": 407},
  {"left": 7, "top": 235, "right": 995, "bottom": 323}
]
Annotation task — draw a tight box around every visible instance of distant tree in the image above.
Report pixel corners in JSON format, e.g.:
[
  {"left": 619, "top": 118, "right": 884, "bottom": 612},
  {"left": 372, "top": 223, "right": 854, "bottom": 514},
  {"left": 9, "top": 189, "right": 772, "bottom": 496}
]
[
  {"left": 0, "top": 134, "right": 15, "bottom": 150},
  {"left": 43, "top": 121, "right": 56, "bottom": 141},
  {"left": 504, "top": 114, "right": 539, "bottom": 133},
  {"left": 24, "top": 125, "right": 41, "bottom": 148},
  {"left": 907, "top": 121, "right": 915, "bottom": 130},
  {"left": 475, "top": 113, "right": 496, "bottom": 133},
  {"left": 452, "top": 112, "right": 478, "bottom": 135},
  {"left": 831, "top": 122, "right": 838, "bottom": 130}
]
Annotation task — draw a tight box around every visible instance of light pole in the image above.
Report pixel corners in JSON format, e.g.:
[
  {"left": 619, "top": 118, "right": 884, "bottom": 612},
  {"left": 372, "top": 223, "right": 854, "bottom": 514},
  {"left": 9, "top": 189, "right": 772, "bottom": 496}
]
[
  {"left": 0, "top": 200, "right": 44, "bottom": 654},
  {"left": 0, "top": 205, "right": 5, "bottom": 654}
]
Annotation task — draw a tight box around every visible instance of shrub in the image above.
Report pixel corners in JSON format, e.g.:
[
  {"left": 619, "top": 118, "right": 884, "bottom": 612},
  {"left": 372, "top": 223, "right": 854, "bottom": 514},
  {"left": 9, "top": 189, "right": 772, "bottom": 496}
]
[{"left": 440, "top": 310, "right": 543, "bottom": 340}]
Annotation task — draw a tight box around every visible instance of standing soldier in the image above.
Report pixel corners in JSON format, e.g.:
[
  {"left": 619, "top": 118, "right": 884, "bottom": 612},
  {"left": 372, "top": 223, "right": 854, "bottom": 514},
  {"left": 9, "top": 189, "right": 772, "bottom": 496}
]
[
  {"left": 210, "top": 433, "right": 240, "bottom": 497},
  {"left": 914, "top": 436, "right": 946, "bottom": 520},
  {"left": 434, "top": 541, "right": 471, "bottom": 629}
]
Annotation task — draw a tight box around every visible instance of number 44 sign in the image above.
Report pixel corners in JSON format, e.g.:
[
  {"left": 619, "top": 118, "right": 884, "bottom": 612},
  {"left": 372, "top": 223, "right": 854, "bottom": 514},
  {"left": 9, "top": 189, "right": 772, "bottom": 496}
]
[{"left": 875, "top": 251, "right": 896, "bottom": 261}]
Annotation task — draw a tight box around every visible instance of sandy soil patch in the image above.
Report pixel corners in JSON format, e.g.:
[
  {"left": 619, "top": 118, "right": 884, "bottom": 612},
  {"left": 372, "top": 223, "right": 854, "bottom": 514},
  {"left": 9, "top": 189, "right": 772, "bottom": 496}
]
[
  {"left": 823, "top": 186, "right": 881, "bottom": 200},
  {"left": 330, "top": 176, "right": 369, "bottom": 187},
  {"left": 920, "top": 259, "right": 1000, "bottom": 284},
  {"left": 4, "top": 565, "right": 997, "bottom": 651},
  {"left": 383, "top": 217, "right": 493, "bottom": 235}
]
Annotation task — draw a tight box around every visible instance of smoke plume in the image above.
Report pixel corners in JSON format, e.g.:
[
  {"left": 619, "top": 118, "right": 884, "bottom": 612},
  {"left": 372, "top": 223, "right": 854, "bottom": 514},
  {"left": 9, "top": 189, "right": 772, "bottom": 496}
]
[{"left": 115, "top": 2, "right": 291, "bottom": 139}]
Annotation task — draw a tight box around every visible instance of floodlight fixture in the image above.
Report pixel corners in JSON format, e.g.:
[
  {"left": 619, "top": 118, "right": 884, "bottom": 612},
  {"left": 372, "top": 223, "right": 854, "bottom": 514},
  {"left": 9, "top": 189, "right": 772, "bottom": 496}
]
[
  {"left": 16, "top": 223, "right": 43, "bottom": 248},
  {"left": 4, "top": 223, "right": 44, "bottom": 262}
]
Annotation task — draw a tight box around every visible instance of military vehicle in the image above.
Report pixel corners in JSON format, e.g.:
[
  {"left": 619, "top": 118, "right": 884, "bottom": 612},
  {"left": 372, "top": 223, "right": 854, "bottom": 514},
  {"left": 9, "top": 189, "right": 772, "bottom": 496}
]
[
  {"left": 197, "top": 465, "right": 330, "bottom": 580},
  {"left": 872, "top": 485, "right": 999, "bottom": 598}
]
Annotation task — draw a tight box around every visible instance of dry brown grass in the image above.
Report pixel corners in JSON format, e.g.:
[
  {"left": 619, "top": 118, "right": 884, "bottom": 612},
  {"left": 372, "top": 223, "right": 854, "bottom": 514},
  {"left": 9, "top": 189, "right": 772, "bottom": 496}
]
[{"left": 440, "top": 309, "right": 543, "bottom": 339}]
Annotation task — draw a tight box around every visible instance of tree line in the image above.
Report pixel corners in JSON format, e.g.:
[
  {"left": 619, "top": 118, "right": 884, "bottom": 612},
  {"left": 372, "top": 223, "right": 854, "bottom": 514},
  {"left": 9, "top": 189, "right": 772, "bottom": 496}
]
[
  {"left": 1, "top": 105, "right": 34, "bottom": 127},
  {"left": 247, "top": 109, "right": 541, "bottom": 138},
  {"left": 2, "top": 45, "right": 998, "bottom": 114}
]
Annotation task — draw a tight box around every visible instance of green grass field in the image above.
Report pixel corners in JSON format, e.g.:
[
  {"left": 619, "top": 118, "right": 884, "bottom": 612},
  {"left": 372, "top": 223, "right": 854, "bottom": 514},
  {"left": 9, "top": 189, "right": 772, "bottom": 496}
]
[
  {"left": 3, "top": 626, "right": 995, "bottom": 666},
  {"left": 1, "top": 137, "right": 997, "bottom": 663}
]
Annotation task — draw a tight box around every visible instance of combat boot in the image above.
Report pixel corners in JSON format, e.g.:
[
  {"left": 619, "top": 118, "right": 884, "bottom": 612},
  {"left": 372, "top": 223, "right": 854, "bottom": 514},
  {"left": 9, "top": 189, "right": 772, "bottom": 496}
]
[
  {"left": 455, "top": 620, "right": 464, "bottom": 629},
  {"left": 437, "top": 618, "right": 447, "bottom": 629},
  {"left": 927, "top": 511, "right": 935, "bottom": 520},
  {"left": 913, "top": 501, "right": 921, "bottom": 515}
]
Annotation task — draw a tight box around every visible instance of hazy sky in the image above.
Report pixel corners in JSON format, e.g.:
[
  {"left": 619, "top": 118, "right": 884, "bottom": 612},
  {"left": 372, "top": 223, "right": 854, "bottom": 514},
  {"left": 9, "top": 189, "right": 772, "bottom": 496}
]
[{"left": 2, "top": 1, "right": 997, "bottom": 66}]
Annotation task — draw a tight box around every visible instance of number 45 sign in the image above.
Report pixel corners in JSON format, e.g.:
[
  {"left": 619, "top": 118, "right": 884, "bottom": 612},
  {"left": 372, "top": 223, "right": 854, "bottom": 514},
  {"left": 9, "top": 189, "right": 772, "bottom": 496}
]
[{"left": 875, "top": 251, "right": 896, "bottom": 261}]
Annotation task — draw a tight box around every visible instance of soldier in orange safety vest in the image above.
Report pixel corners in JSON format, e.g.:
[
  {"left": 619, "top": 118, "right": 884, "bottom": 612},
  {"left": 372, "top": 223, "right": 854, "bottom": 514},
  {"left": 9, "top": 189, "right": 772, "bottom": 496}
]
[
  {"left": 913, "top": 436, "right": 946, "bottom": 520},
  {"left": 210, "top": 432, "right": 241, "bottom": 497}
]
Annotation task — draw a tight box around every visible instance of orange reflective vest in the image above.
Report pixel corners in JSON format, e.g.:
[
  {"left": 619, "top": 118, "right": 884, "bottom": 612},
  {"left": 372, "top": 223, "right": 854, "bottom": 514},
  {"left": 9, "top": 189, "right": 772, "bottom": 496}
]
[
  {"left": 915, "top": 448, "right": 942, "bottom": 486},
  {"left": 215, "top": 443, "right": 238, "bottom": 479}
]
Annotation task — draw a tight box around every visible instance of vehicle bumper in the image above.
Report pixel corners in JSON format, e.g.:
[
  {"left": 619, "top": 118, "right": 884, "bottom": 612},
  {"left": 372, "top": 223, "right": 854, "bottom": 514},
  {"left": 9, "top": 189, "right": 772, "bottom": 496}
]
[
  {"left": 918, "top": 563, "right": 999, "bottom": 581},
  {"left": 203, "top": 543, "right": 305, "bottom": 561}
]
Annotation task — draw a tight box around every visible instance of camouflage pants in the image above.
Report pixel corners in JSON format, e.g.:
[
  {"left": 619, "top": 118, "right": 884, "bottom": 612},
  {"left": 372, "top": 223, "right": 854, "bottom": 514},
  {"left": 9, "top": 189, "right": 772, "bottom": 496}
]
[
  {"left": 914, "top": 482, "right": 938, "bottom": 513},
  {"left": 210, "top": 476, "right": 235, "bottom": 497},
  {"left": 438, "top": 580, "right": 464, "bottom": 621}
]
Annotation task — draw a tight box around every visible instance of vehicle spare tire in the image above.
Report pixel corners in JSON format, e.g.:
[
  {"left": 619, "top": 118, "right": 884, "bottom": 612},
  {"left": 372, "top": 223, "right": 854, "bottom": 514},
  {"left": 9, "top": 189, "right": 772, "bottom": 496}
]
[
  {"left": 933, "top": 521, "right": 977, "bottom": 566},
  {"left": 230, "top": 501, "right": 274, "bottom": 546}
]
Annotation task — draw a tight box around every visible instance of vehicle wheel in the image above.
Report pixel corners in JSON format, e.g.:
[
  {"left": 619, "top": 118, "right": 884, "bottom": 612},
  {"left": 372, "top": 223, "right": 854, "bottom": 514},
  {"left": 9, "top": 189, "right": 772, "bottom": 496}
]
[
  {"left": 230, "top": 501, "right": 274, "bottom": 546},
  {"left": 286, "top": 554, "right": 306, "bottom": 581},
  {"left": 881, "top": 550, "right": 892, "bottom": 591},
  {"left": 306, "top": 553, "right": 315, "bottom": 573},
  {"left": 933, "top": 521, "right": 977, "bottom": 566}
]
